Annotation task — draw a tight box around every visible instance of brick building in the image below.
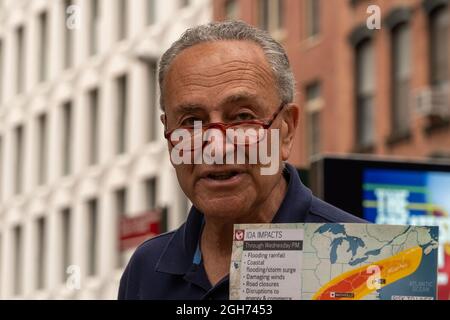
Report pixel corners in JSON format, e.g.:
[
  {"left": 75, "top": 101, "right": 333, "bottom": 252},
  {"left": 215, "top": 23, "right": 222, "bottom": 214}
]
[{"left": 214, "top": 0, "right": 450, "bottom": 168}]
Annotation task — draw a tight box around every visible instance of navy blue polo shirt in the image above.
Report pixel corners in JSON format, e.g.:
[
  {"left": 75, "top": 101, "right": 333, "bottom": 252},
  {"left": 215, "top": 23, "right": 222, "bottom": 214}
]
[{"left": 118, "top": 163, "right": 366, "bottom": 300}]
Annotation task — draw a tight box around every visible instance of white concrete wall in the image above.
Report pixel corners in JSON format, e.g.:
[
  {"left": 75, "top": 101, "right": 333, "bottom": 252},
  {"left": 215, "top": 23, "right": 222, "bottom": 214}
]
[{"left": 0, "top": 0, "right": 211, "bottom": 299}]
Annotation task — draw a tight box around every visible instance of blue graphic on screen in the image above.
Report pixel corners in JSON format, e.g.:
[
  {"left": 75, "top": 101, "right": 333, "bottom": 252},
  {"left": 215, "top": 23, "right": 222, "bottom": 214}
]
[
  {"left": 363, "top": 168, "right": 450, "bottom": 300},
  {"left": 363, "top": 169, "right": 450, "bottom": 224}
]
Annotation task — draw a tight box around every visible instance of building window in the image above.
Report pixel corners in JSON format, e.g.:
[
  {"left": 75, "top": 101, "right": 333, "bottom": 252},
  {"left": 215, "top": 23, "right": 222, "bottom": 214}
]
[
  {"left": 117, "top": 0, "right": 127, "bottom": 40},
  {"left": 145, "top": 62, "right": 157, "bottom": 142},
  {"left": 225, "top": 0, "right": 239, "bottom": 20},
  {"left": 60, "top": 208, "right": 71, "bottom": 283},
  {"left": 16, "top": 26, "right": 25, "bottom": 94},
  {"left": 355, "top": 39, "right": 375, "bottom": 149},
  {"left": 309, "top": 112, "right": 321, "bottom": 158},
  {"left": 0, "top": 39, "right": 4, "bottom": 102},
  {"left": 144, "top": 177, "right": 157, "bottom": 210},
  {"left": 305, "top": 0, "right": 320, "bottom": 38},
  {"left": 38, "top": 11, "right": 48, "bottom": 82},
  {"left": 63, "top": 0, "right": 74, "bottom": 69},
  {"left": 89, "top": 0, "right": 100, "bottom": 56},
  {"left": 391, "top": 23, "right": 411, "bottom": 136},
  {"left": 116, "top": 188, "right": 127, "bottom": 217},
  {"left": 259, "top": 0, "right": 283, "bottom": 33},
  {"left": 116, "top": 75, "right": 128, "bottom": 154},
  {"left": 115, "top": 188, "right": 127, "bottom": 268},
  {"left": 86, "top": 198, "right": 98, "bottom": 277},
  {"left": 37, "top": 113, "right": 48, "bottom": 185},
  {"left": 146, "top": 0, "right": 156, "bottom": 25},
  {"left": 87, "top": 89, "right": 99, "bottom": 165},
  {"left": 429, "top": 5, "right": 449, "bottom": 87},
  {"left": 0, "top": 136, "right": 3, "bottom": 200},
  {"left": 62, "top": 101, "right": 72, "bottom": 176},
  {"left": 36, "top": 216, "right": 46, "bottom": 290},
  {"left": 0, "top": 233, "right": 2, "bottom": 297},
  {"left": 305, "top": 82, "right": 322, "bottom": 158},
  {"left": 13, "top": 225, "right": 22, "bottom": 296},
  {"left": 14, "top": 125, "right": 24, "bottom": 195}
]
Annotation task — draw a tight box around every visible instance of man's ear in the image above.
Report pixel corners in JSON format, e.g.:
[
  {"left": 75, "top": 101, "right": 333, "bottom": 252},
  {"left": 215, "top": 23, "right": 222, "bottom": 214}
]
[
  {"left": 160, "top": 114, "right": 166, "bottom": 127},
  {"left": 280, "top": 104, "right": 299, "bottom": 161}
]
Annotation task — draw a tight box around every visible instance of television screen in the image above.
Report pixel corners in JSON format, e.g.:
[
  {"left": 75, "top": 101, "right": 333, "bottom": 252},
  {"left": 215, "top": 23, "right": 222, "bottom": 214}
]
[{"left": 311, "top": 155, "right": 450, "bottom": 300}]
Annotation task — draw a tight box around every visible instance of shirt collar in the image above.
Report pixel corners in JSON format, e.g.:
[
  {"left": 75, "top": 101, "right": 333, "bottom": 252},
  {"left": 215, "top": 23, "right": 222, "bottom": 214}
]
[
  {"left": 155, "top": 162, "right": 313, "bottom": 275},
  {"left": 272, "top": 162, "right": 313, "bottom": 223}
]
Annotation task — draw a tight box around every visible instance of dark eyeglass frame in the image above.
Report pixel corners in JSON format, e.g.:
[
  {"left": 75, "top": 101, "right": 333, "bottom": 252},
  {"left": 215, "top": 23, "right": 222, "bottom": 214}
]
[{"left": 163, "top": 102, "right": 287, "bottom": 148}]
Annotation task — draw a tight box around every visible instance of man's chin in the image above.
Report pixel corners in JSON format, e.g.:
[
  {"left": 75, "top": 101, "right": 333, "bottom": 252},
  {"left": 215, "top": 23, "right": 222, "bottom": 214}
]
[{"left": 195, "top": 197, "right": 250, "bottom": 220}]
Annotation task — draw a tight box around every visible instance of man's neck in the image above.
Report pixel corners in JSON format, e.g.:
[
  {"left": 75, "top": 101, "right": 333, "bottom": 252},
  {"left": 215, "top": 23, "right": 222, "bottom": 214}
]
[{"left": 200, "top": 172, "right": 288, "bottom": 285}]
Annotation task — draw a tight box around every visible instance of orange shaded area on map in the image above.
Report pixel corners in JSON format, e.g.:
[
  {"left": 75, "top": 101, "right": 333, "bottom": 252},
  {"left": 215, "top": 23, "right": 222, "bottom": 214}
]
[{"left": 312, "top": 246, "right": 423, "bottom": 300}]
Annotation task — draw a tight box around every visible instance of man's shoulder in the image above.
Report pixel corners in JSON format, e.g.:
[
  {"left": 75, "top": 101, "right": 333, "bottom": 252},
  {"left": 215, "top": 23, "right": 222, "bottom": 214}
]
[
  {"left": 307, "top": 196, "right": 367, "bottom": 223},
  {"left": 122, "top": 229, "right": 181, "bottom": 281},
  {"left": 118, "top": 230, "right": 179, "bottom": 299},
  {"left": 131, "top": 230, "right": 177, "bottom": 264}
]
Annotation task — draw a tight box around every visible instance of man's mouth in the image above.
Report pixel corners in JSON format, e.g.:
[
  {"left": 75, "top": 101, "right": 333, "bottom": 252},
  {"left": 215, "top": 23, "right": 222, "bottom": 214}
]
[
  {"left": 206, "top": 171, "right": 240, "bottom": 181},
  {"left": 198, "top": 168, "right": 246, "bottom": 187}
]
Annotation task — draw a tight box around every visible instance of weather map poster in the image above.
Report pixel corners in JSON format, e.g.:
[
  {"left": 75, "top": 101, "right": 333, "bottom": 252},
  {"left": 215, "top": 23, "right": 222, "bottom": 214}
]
[
  {"left": 229, "top": 223, "right": 438, "bottom": 300},
  {"left": 363, "top": 169, "right": 450, "bottom": 299}
]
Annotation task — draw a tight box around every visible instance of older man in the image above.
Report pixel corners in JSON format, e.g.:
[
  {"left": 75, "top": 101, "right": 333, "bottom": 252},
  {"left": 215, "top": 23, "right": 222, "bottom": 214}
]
[{"left": 118, "top": 21, "right": 364, "bottom": 300}]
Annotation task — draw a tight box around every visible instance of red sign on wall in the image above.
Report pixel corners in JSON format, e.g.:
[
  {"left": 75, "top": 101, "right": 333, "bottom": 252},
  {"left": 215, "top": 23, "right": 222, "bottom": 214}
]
[{"left": 119, "top": 209, "right": 163, "bottom": 251}]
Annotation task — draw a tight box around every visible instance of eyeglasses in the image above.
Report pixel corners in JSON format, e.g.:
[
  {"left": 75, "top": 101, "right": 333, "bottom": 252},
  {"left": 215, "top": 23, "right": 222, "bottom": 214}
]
[{"left": 163, "top": 102, "right": 286, "bottom": 151}]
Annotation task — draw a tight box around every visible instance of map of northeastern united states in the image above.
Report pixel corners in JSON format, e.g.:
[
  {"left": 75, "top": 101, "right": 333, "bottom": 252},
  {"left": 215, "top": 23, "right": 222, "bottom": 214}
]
[{"left": 230, "top": 223, "right": 439, "bottom": 300}]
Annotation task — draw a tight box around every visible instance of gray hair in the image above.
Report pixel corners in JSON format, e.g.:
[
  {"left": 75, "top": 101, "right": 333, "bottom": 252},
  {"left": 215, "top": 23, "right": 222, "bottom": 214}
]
[{"left": 158, "top": 20, "right": 295, "bottom": 110}]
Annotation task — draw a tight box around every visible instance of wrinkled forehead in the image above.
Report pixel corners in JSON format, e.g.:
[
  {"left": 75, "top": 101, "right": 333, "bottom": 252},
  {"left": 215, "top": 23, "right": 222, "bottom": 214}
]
[
  {"left": 162, "top": 40, "right": 278, "bottom": 112},
  {"left": 170, "top": 40, "right": 270, "bottom": 69}
]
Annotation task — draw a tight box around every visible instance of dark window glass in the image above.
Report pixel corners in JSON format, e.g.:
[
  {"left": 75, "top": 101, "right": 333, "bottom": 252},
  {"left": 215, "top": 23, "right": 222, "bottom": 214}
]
[
  {"left": 355, "top": 39, "right": 375, "bottom": 148},
  {"left": 391, "top": 23, "right": 411, "bottom": 135},
  {"left": 430, "top": 6, "right": 449, "bottom": 86}
]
